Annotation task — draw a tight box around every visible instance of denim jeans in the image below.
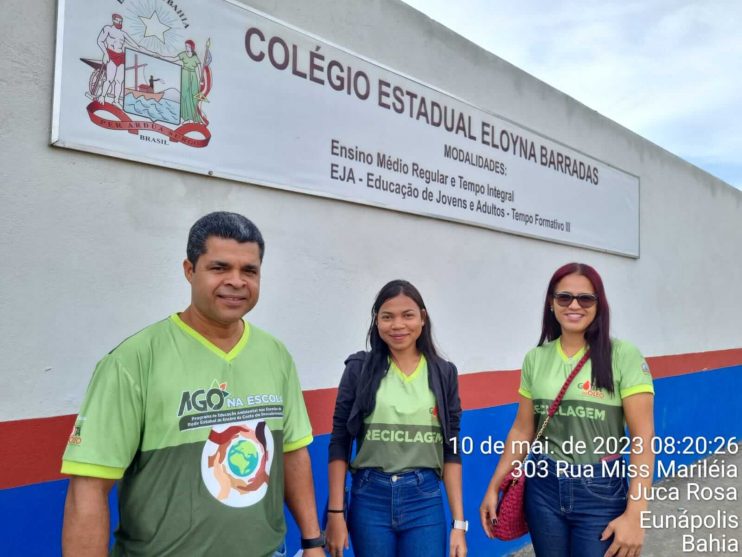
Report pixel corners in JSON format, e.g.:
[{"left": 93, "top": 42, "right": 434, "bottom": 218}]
[
  {"left": 524, "top": 453, "right": 628, "bottom": 557},
  {"left": 347, "top": 468, "right": 446, "bottom": 557}
]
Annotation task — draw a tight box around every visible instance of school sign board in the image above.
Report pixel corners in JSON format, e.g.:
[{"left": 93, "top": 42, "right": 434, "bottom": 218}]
[{"left": 52, "top": 0, "right": 640, "bottom": 257}]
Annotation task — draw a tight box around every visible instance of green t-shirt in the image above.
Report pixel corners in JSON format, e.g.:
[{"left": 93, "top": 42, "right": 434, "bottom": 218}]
[
  {"left": 519, "top": 338, "right": 654, "bottom": 464},
  {"left": 62, "top": 314, "right": 313, "bottom": 557},
  {"left": 351, "top": 356, "right": 444, "bottom": 476}
]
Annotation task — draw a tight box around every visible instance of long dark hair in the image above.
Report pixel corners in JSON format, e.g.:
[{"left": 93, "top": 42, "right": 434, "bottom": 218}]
[
  {"left": 538, "top": 263, "right": 614, "bottom": 394},
  {"left": 358, "top": 280, "right": 439, "bottom": 412}
]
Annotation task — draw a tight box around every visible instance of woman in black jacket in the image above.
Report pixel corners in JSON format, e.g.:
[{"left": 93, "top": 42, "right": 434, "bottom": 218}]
[{"left": 325, "top": 279, "right": 467, "bottom": 557}]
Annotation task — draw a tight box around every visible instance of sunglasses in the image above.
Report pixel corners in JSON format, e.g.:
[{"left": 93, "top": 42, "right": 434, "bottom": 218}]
[{"left": 553, "top": 292, "right": 598, "bottom": 309}]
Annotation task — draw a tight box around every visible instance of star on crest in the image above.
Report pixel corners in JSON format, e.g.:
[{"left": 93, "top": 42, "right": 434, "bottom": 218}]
[{"left": 139, "top": 11, "right": 170, "bottom": 43}]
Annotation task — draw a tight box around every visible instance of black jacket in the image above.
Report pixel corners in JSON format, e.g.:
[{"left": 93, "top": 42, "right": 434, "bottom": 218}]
[{"left": 328, "top": 350, "right": 462, "bottom": 465}]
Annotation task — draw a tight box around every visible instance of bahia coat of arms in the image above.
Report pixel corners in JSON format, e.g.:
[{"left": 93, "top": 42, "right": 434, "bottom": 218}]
[{"left": 82, "top": 6, "right": 212, "bottom": 148}]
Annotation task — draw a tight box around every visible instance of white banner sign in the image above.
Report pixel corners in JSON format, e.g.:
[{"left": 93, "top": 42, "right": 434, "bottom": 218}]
[{"left": 53, "top": 0, "right": 640, "bottom": 256}]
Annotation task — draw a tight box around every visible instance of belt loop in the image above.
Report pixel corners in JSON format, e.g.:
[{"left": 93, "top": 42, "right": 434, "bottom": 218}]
[{"left": 415, "top": 469, "right": 423, "bottom": 484}]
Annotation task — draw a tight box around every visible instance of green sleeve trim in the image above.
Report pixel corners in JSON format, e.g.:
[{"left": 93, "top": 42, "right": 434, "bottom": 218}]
[
  {"left": 518, "top": 387, "right": 532, "bottom": 399},
  {"left": 284, "top": 434, "right": 313, "bottom": 453},
  {"left": 61, "top": 460, "right": 125, "bottom": 479},
  {"left": 620, "top": 384, "right": 655, "bottom": 398}
]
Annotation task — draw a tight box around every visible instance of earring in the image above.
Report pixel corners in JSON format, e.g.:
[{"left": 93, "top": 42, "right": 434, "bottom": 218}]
[{"left": 550, "top": 307, "right": 554, "bottom": 312}]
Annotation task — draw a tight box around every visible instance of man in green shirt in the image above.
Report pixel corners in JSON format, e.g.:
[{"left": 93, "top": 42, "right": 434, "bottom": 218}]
[{"left": 61, "top": 212, "right": 325, "bottom": 557}]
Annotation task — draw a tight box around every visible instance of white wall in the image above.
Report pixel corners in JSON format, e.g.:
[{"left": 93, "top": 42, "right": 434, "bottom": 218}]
[{"left": 1, "top": 0, "right": 740, "bottom": 422}]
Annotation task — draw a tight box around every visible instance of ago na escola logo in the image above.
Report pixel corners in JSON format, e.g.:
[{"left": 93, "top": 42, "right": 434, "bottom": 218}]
[{"left": 180, "top": 380, "right": 276, "bottom": 507}]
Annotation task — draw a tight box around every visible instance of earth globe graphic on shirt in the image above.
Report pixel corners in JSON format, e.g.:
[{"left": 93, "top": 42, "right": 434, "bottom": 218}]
[{"left": 227, "top": 439, "right": 260, "bottom": 477}]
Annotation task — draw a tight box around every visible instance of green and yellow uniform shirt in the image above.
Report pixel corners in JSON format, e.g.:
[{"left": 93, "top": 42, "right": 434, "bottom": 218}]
[
  {"left": 351, "top": 356, "right": 444, "bottom": 476},
  {"left": 519, "top": 338, "right": 654, "bottom": 464},
  {"left": 62, "top": 314, "right": 313, "bottom": 557}
]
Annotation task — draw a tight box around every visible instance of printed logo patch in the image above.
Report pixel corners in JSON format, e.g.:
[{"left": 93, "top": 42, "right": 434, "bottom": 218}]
[
  {"left": 577, "top": 380, "right": 605, "bottom": 399},
  {"left": 68, "top": 424, "right": 82, "bottom": 446},
  {"left": 201, "top": 421, "right": 274, "bottom": 507}
]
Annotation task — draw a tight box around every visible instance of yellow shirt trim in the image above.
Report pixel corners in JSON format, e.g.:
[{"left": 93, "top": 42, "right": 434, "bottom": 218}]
[
  {"left": 61, "top": 460, "right": 125, "bottom": 480},
  {"left": 620, "top": 384, "right": 655, "bottom": 399},
  {"left": 557, "top": 339, "right": 587, "bottom": 362},
  {"left": 171, "top": 313, "right": 250, "bottom": 362},
  {"left": 518, "top": 387, "right": 532, "bottom": 399},
  {"left": 284, "top": 434, "right": 314, "bottom": 453},
  {"left": 389, "top": 355, "right": 427, "bottom": 383}
]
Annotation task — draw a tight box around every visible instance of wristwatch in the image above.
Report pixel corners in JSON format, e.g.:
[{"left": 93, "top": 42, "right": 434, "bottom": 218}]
[
  {"left": 451, "top": 519, "right": 469, "bottom": 532},
  {"left": 300, "top": 531, "right": 326, "bottom": 549}
]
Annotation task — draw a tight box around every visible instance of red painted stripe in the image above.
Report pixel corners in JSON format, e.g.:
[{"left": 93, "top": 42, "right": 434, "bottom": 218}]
[
  {"left": 1, "top": 348, "right": 740, "bottom": 490},
  {"left": 303, "top": 388, "right": 337, "bottom": 437},
  {"left": 646, "top": 348, "right": 742, "bottom": 379},
  {"left": 455, "top": 348, "right": 742, "bottom": 411},
  {"left": 458, "top": 369, "right": 521, "bottom": 410},
  {"left": 0, "top": 414, "right": 76, "bottom": 490}
]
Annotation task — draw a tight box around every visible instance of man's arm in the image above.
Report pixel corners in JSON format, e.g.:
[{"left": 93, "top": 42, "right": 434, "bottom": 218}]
[
  {"left": 62, "top": 475, "right": 115, "bottom": 557},
  {"left": 123, "top": 32, "right": 142, "bottom": 51},
  {"left": 123, "top": 32, "right": 155, "bottom": 56},
  {"left": 283, "top": 447, "right": 324, "bottom": 557},
  {"left": 97, "top": 28, "right": 110, "bottom": 61}
]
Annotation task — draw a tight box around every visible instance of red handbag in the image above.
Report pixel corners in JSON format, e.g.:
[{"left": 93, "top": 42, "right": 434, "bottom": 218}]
[
  {"left": 492, "top": 468, "right": 528, "bottom": 540},
  {"left": 491, "top": 351, "right": 591, "bottom": 541}
]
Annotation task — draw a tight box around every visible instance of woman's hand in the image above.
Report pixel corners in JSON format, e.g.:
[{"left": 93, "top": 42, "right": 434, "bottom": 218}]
[
  {"left": 601, "top": 509, "right": 644, "bottom": 557},
  {"left": 450, "top": 528, "right": 467, "bottom": 556},
  {"left": 479, "top": 484, "right": 499, "bottom": 539},
  {"left": 325, "top": 513, "right": 349, "bottom": 556}
]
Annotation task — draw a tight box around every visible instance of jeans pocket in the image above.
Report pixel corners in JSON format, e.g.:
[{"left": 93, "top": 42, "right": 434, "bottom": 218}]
[
  {"left": 580, "top": 476, "right": 627, "bottom": 501},
  {"left": 351, "top": 474, "right": 369, "bottom": 495},
  {"left": 415, "top": 474, "right": 441, "bottom": 497}
]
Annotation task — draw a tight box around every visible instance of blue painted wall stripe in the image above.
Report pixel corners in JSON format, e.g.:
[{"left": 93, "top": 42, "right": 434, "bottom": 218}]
[{"left": 1, "top": 366, "right": 739, "bottom": 556}]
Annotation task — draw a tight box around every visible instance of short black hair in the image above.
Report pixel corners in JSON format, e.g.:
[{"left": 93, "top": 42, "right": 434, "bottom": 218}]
[{"left": 187, "top": 211, "right": 265, "bottom": 266}]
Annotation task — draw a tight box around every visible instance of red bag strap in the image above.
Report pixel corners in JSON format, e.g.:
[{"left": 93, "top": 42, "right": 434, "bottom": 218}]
[{"left": 535, "top": 349, "right": 591, "bottom": 440}]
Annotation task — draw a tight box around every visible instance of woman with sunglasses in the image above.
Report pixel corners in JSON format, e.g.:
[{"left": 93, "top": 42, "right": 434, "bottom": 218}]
[
  {"left": 480, "top": 263, "right": 655, "bottom": 557},
  {"left": 326, "top": 280, "right": 467, "bottom": 557}
]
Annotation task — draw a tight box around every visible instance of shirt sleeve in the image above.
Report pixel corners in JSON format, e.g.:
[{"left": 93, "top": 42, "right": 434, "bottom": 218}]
[
  {"left": 61, "top": 354, "right": 144, "bottom": 477},
  {"left": 614, "top": 339, "right": 655, "bottom": 398},
  {"left": 518, "top": 350, "right": 534, "bottom": 399},
  {"left": 443, "top": 361, "right": 463, "bottom": 464},
  {"left": 328, "top": 355, "right": 361, "bottom": 462},
  {"left": 281, "top": 350, "right": 313, "bottom": 452}
]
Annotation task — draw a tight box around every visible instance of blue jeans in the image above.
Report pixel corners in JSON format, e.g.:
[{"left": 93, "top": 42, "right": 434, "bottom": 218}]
[
  {"left": 347, "top": 468, "right": 446, "bottom": 557},
  {"left": 524, "top": 453, "right": 628, "bottom": 557}
]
